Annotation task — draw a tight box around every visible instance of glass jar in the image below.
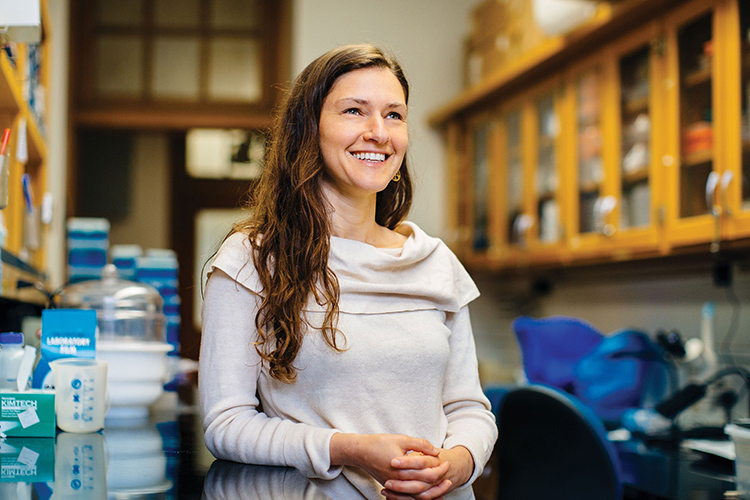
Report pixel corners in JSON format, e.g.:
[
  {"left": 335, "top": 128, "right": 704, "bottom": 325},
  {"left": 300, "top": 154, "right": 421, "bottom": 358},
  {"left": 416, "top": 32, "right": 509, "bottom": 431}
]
[{"left": 54, "top": 265, "right": 166, "bottom": 343}]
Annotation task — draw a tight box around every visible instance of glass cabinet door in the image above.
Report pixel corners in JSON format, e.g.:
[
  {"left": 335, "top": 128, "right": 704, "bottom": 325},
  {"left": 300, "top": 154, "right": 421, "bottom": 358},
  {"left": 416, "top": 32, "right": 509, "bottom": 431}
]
[
  {"left": 470, "top": 120, "right": 491, "bottom": 251},
  {"left": 665, "top": 0, "right": 721, "bottom": 246},
  {"left": 619, "top": 46, "right": 652, "bottom": 231},
  {"left": 740, "top": 0, "right": 750, "bottom": 212},
  {"left": 576, "top": 67, "right": 605, "bottom": 236},
  {"left": 534, "top": 91, "right": 562, "bottom": 246},
  {"left": 677, "top": 13, "right": 714, "bottom": 220},
  {"left": 720, "top": 0, "right": 750, "bottom": 240},
  {"left": 505, "top": 109, "right": 527, "bottom": 248}
]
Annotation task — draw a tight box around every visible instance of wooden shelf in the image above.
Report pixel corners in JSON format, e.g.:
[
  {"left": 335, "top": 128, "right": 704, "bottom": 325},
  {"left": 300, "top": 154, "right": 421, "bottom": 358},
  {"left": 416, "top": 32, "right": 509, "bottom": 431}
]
[
  {"left": 73, "top": 108, "right": 273, "bottom": 131},
  {"left": 0, "top": 53, "right": 23, "bottom": 115},
  {"left": 0, "top": 248, "right": 48, "bottom": 305},
  {"left": 682, "top": 67, "right": 711, "bottom": 88},
  {"left": 622, "top": 96, "right": 649, "bottom": 115},
  {"left": 682, "top": 149, "right": 713, "bottom": 167},
  {"left": 537, "top": 190, "right": 556, "bottom": 201},
  {"left": 622, "top": 166, "right": 649, "bottom": 184},
  {"left": 578, "top": 180, "right": 601, "bottom": 194},
  {"left": 539, "top": 134, "right": 556, "bottom": 149}
]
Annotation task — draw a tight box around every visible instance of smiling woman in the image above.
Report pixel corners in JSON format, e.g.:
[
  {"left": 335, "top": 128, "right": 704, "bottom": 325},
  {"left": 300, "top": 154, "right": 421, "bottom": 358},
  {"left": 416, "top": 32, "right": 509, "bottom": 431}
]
[
  {"left": 319, "top": 67, "right": 408, "bottom": 200},
  {"left": 198, "top": 44, "right": 497, "bottom": 500}
]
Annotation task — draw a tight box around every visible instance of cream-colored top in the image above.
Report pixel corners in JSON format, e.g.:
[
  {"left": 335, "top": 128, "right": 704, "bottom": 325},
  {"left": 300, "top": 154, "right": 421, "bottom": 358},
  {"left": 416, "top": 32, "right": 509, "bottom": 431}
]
[{"left": 199, "top": 222, "right": 497, "bottom": 499}]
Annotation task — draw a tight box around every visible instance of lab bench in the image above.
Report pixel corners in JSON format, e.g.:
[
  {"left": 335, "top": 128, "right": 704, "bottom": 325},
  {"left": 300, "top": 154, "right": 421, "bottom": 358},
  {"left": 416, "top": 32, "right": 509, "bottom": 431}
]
[{"left": 0, "top": 408, "right": 739, "bottom": 500}]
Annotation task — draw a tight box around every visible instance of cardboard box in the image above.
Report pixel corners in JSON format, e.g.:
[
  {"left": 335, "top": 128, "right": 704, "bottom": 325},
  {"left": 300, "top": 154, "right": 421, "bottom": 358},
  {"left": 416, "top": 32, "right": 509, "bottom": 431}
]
[
  {"left": 0, "top": 390, "right": 55, "bottom": 438},
  {"left": 0, "top": 437, "right": 55, "bottom": 482}
]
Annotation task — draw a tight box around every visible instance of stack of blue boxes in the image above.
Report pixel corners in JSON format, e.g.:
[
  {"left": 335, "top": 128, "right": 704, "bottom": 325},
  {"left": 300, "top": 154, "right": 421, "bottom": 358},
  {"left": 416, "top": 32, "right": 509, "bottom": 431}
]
[
  {"left": 67, "top": 218, "right": 110, "bottom": 283},
  {"left": 136, "top": 249, "right": 180, "bottom": 361},
  {"left": 110, "top": 244, "right": 142, "bottom": 281}
]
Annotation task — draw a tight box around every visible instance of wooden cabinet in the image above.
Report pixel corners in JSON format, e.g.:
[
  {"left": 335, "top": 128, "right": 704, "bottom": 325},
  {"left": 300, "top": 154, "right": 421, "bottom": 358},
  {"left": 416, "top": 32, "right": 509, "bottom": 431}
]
[
  {"left": 435, "top": 0, "right": 750, "bottom": 270},
  {"left": 714, "top": 0, "right": 750, "bottom": 243},
  {"left": 663, "top": 0, "right": 722, "bottom": 248},
  {"left": 0, "top": 0, "right": 50, "bottom": 301}
]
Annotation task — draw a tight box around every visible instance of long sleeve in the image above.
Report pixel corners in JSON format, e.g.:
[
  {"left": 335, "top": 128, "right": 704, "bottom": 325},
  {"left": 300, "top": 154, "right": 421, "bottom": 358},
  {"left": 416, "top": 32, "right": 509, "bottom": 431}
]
[
  {"left": 199, "top": 269, "right": 343, "bottom": 479},
  {"left": 442, "top": 306, "right": 498, "bottom": 484}
]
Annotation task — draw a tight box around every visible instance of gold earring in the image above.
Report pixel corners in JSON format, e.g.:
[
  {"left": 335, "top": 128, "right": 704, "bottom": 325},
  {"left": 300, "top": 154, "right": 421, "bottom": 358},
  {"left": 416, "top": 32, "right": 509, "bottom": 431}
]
[{"left": 392, "top": 171, "right": 401, "bottom": 182}]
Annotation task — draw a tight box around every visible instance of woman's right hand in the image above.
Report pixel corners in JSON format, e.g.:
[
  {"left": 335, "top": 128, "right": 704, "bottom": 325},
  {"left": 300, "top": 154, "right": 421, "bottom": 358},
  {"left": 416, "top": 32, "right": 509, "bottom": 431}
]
[{"left": 330, "top": 433, "right": 451, "bottom": 498}]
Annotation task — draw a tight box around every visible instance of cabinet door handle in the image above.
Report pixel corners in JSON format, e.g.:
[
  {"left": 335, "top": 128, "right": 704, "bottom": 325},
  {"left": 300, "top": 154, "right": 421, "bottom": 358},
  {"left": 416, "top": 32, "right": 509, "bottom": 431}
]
[
  {"left": 705, "top": 171, "right": 720, "bottom": 217},
  {"left": 600, "top": 196, "right": 617, "bottom": 236},
  {"left": 720, "top": 171, "right": 733, "bottom": 216},
  {"left": 513, "top": 214, "right": 534, "bottom": 249}
]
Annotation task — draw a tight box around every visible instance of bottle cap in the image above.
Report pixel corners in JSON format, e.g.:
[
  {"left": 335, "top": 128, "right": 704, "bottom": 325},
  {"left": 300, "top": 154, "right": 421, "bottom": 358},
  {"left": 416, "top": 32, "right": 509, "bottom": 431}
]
[{"left": 0, "top": 332, "right": 24, "bottom": 345}]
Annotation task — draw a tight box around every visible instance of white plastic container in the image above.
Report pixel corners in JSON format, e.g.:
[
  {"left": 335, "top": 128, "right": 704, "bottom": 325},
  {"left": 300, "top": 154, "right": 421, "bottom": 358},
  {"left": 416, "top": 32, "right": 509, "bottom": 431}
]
[
  {"left": 725, "top": 421, "right": 750, "bottom": 494},
  {"left": 0, "top": 332, "right": 25, "bottom": 390},
  {"left": 50, "top": 358, "right": 109, "bottom": 433},
  {"left": 97, "top": 340, "right": 172, "bottom": 420}
]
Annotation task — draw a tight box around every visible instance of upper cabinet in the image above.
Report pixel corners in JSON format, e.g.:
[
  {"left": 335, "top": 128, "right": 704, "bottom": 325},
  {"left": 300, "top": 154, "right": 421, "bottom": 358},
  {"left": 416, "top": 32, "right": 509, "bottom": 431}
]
[
  {"left": 434, "top": 0, "right": 750, "bottom": 270},
  {"left": 717, "top": 0, "right": 750, "bottom": 242}
]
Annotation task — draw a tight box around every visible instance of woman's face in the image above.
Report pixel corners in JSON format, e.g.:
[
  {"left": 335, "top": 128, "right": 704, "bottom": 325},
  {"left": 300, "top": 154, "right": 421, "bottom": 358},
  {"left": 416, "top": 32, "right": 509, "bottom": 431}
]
[{"left": 318, "top": 67, "right": 408, "bottom": 199}]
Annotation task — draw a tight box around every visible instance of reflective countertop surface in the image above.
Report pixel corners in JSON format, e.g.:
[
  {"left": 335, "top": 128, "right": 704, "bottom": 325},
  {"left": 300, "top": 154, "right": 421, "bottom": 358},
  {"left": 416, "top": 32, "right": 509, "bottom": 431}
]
[
  {"left": 1, "top": 404, "right": 216, "bottom": 500},
  {"left": 0, "top": 404, "right": 382, "bottom": 500},
  {"left": 1, "top": 398, "right": 737, "bottom": 500}
]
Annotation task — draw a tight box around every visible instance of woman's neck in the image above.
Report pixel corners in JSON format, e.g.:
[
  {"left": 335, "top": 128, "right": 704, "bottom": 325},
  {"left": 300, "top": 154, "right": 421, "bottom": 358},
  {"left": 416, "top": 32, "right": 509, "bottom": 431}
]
[{"left": 322, "top": 183, "right": 405, "bottom": 248}]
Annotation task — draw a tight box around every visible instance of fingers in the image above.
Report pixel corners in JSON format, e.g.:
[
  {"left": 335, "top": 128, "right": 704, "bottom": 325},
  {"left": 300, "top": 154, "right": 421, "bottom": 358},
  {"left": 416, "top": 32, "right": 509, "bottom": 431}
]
[
  {"left": 402, "top": 437, "right": 440, "bottom": 457},
  {"left": 390, "top": 456, "right": 449, "bottom": 479},
  {"left": 383, "top": 462, "right": 450, "bottom": 492},
  {"left": 382, "top": 479, "right": 452, "bottom": 500}
]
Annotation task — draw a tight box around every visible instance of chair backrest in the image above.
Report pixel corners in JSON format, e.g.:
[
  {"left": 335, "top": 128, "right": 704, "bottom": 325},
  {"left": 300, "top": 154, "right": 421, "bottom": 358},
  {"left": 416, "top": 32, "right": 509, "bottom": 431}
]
[{"left": 496, "top": 385, "right": 623, "bottom": 500}]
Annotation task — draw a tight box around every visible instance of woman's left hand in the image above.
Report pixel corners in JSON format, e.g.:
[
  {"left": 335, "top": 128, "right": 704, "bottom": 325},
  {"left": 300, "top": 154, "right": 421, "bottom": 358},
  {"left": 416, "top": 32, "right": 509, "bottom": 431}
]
[{"left": 381, "top": 445, "right": 474, "bottom": 500}]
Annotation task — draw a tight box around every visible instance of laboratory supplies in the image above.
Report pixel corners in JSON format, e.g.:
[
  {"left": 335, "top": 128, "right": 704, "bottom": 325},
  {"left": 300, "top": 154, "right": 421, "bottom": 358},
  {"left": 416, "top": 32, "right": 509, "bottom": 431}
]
[
  {"left": 15, "top": 345, "right": 35, "bottom": 392},
  {"left": 54, "top": 267, "right": 171, "bottom": 418},
  {"left": 105, "top": 419, "right": 171, "bottom": 495},
  {"left": 0, "top": 332, "right": 24, "bottom": 390},
  {"left": 54, "top": 264, "right": 165, "bottom": 342},
  {"left": 53, "top": 432, "right": 107, "bottom": 499},
  {"left": 49, "top": 358, "right": 108, "bottom": 433},
  {"left": 0, "top": 437, "right": 55, "bottom": 483},
  {"left": 66, "top": 217, "right": 110, "bottom": 283},
  {"left": 21, "top": 173, "right": 38, "bottom": 250},
  {"left": 0, "top": 390, "right": 55, "bottom": 437},
  {"left": 725, "top": 421, "right": 750, "bottom": 496},
  {"left": 97, "top": 341, "right": 171, "bottom": 420},
  {"left": 110, "top": 244, "right": 142, "bottom": 280},
  {"left": 32, "top": 309, "right": 97, "bottom": 390}
]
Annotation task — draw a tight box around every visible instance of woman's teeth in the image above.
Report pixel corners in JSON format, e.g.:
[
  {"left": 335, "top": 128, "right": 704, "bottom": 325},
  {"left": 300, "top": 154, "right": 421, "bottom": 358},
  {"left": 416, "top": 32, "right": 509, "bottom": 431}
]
[{"left": 352, "top": 152, "right": 386, "bottom": 162}]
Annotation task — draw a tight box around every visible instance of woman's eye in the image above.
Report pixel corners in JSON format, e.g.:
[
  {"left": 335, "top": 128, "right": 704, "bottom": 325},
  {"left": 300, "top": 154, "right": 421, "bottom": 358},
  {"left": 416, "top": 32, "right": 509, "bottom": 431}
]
[
  {"left": 344, "top": 108, "right": 362, "bottom": 115},
  {"left": 387, "top": 111, "right": 404, "bottom": 120}
]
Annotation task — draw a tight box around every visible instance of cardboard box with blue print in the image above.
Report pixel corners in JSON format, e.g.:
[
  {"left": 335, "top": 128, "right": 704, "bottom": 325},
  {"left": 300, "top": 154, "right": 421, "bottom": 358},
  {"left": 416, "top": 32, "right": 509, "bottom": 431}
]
[{"left": 0, "top": 390, "right": 55, "bottom": 438}]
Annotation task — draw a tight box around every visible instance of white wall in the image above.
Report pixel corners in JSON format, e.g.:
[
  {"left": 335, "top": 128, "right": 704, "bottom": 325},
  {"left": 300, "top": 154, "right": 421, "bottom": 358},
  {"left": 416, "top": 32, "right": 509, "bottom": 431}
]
[{"left": 292, "top": 0, "right": 478, "bottom": 238}]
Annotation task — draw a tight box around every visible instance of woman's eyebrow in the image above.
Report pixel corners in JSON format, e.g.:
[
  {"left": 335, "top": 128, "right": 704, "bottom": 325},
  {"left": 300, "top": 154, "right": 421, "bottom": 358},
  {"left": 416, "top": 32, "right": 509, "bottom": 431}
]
[{"left": 336, "top": 97, "right": 406, "bottom": 109}]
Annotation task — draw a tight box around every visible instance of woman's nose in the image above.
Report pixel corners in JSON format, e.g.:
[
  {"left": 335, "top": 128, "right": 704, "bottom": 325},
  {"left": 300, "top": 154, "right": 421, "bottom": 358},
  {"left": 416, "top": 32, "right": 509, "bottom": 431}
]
[{"left": 363, "top": 115, "right": 388, "bottom": 143}]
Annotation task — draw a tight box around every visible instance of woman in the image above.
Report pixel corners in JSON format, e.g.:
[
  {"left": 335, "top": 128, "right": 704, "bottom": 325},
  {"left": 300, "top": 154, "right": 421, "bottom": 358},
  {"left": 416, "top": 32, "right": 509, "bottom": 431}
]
[{"left": 199, "top": 44, "right": 497, "bottom": 500}]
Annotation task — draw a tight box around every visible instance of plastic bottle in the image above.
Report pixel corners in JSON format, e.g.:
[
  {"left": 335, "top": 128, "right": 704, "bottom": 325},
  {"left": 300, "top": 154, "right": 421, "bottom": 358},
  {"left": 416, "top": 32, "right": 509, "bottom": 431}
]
[{"left": 0, "top": 332, "right": 25, "bottom": 390}]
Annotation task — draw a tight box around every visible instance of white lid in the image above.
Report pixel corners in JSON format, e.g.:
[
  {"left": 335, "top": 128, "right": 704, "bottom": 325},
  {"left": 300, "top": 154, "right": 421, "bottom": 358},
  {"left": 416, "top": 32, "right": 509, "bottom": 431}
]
[
  {"left": 67, "top": 217, "right": 110, "bottom": 232},
  {"left": 111, "top": 244, "right": 143, "bottom": 257}
]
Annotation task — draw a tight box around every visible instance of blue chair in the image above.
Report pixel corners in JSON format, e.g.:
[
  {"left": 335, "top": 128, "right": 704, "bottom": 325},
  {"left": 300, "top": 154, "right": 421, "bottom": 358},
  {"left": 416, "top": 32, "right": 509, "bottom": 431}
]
[{"left": 496, "top": 385, "right": 623, "bottom": 500}]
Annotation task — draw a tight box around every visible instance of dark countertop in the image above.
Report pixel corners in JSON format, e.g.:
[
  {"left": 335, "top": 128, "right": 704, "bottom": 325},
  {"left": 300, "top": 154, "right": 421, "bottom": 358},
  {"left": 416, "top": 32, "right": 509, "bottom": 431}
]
[{"left": 0, "top": 403, "right": 738, "bottom": 500}]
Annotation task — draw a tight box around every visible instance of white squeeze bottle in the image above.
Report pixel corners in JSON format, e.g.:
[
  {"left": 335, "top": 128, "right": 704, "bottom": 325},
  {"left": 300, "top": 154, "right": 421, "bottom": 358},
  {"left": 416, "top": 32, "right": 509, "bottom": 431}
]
[{"left": 0, "top": 332, "right": 25, "bottom": 390}]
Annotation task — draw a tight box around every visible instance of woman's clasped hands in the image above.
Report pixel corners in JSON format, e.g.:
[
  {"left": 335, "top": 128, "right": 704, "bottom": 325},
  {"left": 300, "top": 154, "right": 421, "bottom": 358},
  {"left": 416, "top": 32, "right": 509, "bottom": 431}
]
[{"left": 330, "top": 433, "right": 474, "bottom": 500}]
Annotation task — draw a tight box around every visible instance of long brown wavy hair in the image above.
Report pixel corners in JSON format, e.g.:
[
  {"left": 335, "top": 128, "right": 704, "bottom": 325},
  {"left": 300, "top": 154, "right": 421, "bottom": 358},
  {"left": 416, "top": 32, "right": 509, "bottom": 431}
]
[{"left": 233, "top": 44, "right": 413, "bottom": 383}]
